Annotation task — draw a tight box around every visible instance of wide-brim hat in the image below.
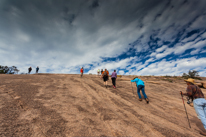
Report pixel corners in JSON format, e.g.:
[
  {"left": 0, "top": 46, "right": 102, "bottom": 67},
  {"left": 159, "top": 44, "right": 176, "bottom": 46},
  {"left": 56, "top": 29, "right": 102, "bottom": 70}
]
[
  {"left": 184, "top": 78, "right": 195, "bottom": 84},
  {"left": 133, "top": 76, "right": 138, "bottom": 80}
]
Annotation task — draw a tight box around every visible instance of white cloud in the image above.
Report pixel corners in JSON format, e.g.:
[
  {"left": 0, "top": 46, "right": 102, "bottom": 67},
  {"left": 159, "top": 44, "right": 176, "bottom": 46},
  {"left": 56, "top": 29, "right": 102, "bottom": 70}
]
[
  {"left": 200, "top": 49, "right": 206, "bottom": 53},
  {"left": 145, "top": 58, "right": 155, "bottom": 64},
  {"left": 181, "top": 33, "right": 198, "bottom": 43},
  {"left": 156, "top": 45, "right": 167, "bottom": 52},
  {"left": 87, "top": 57, "right": 138, "bottom": 74},
  {"left": 150, "top": 39, "right": 206, "bottom": 60},
  {"left": 134, "top": 57, "right": 206, "bottom": 76},
  {"left": 201, "top": 32, "right": 206, "bottom": 39},
  {"left": 190, "top": 49, "right": 200, "bottom": 55},
  {"left": 119, "top": 70, "right": 125, "bottom": 75},
  {"left": 174, "top": 42, "right": 194, "bottom": 55},
  {"left": 193, "top": 39, "right": 206, "bottom": 49}
]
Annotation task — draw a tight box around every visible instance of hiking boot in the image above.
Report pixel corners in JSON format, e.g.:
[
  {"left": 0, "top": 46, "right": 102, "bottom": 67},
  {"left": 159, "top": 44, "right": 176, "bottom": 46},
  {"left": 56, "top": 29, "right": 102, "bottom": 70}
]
[
  {"left": 145, "top": 98, "right": 149, "bottom": 104},
  {"left": 139, "top": 99, "right": 142, "bottom": 101},
  {"left": 200, "top": 131, "right": 206, "bottom": 136}
]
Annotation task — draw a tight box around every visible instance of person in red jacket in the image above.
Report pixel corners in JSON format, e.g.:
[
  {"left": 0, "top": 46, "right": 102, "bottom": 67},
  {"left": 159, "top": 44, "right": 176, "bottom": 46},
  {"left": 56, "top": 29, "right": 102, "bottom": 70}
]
[{"left": 80, "top": 67, "right": 84, "bottom": 77}]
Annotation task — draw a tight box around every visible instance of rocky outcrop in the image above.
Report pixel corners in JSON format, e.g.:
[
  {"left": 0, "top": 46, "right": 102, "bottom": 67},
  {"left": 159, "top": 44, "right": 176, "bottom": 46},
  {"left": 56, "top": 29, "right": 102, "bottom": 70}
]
[{"left": 203, "top": 82, "right": 206, "bottom": 89}]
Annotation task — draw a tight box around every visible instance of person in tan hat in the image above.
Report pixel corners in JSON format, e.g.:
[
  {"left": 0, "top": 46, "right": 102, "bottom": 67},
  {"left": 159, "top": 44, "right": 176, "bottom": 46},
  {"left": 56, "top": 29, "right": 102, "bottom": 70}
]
[{"left": 180, "top": 78, "right": 206, "bottom": 136}]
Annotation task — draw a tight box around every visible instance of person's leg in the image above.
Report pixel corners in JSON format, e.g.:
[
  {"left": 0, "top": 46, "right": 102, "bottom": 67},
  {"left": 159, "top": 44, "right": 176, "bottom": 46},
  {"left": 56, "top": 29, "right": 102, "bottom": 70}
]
[
  {"left": 137, "top": 85, "right": 142, "bottom": 99},
  {"left": 103, "top": 77, "right": 105, "bottom": 85},
  {"left": 141, "top": 86, "right": 148, "bottom": 99},
  {"left": 114, "top": 78, "right": 116, "bottom": 87},
  {"left": 194, "top": 99, "right": 206, "bottom": 130},
  {"left": 106, "top": 76, "right": 108, "bottom": 86},
  {"left": 112, "top": 78, "right": 115, "bottom": 86}
]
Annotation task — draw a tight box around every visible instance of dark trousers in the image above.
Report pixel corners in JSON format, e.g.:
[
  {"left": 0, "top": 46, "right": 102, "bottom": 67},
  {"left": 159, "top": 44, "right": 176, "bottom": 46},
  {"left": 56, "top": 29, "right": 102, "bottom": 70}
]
[{"left": 112, "top": 78, "right": 116, "bottom": 87}]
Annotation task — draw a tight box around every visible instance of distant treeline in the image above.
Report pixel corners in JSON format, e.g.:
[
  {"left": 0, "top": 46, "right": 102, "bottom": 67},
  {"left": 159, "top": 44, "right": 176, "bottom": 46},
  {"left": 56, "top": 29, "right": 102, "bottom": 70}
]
[{"left": 0, "top": 65, "right": 20, "bottom": 74}]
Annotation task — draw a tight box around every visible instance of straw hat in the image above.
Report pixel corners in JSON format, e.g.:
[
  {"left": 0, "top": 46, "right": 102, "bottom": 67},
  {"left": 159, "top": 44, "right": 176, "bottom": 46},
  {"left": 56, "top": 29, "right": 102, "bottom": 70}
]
[{"left": 184, "top": 78, "right": 195, "bottom": 84}]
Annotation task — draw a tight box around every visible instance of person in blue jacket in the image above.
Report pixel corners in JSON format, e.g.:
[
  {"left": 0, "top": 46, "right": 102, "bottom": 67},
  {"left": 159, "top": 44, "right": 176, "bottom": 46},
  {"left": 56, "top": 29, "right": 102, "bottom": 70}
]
[{"left": 131, "top": 77, "right": 149, "bottom": 103}]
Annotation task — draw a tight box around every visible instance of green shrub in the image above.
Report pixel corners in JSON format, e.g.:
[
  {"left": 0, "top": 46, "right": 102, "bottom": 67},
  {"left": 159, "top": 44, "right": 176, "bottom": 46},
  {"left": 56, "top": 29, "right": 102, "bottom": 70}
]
[{"left": 182, "top": 70, "right": 202, "bottom": 80}]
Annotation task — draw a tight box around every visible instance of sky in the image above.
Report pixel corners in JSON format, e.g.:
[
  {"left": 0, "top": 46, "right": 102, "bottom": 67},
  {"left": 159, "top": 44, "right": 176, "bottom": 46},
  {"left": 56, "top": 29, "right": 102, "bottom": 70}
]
[{"left": 0, "top": 0, "right": 206, "bottom": 76}]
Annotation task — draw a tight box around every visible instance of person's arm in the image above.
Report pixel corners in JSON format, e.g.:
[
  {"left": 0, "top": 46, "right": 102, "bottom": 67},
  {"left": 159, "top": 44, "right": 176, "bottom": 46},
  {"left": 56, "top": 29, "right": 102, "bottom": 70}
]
[
  {"left": 185, "top": 86, "right": 193, "bottom": 96},
  {"left": 180, "top": 86, "right": 193, "bottom": 96},
  {"left": 131, "top": 78, "right": 138, "bottom": 82}
]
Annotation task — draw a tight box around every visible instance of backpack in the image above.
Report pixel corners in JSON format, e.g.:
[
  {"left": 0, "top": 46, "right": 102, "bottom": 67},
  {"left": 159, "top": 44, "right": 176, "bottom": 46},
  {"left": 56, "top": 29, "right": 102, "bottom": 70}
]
[{"left": 103, "top": 71, "right": 107, "bottom": 76}]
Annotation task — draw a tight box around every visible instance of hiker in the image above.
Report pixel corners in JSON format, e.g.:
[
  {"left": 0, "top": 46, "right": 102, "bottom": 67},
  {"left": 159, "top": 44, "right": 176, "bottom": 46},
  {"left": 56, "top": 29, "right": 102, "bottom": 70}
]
[
  {"left": 97, "top": 69, "right": 100, "bottom": 76},
  {"left": 111, "top": 70, "right": 117, "bottom": 88},
  {"left": 36, "top": 66, "right": 39, "bottom": 73},
  {"left": 101, "top": 69, "right": 103, "bottom": 75},
  {"left": 101, "top": 69, "right": 109, "bottom": 88},
  {"left": 28, "top": 67, "right": 32, "bottom": 74},
  {"left": 80, "top": 67, "right": 84, "bottom": 77},
  {"left": 131, "top": 77, "right": 149, "bottom": 103},
  {"left": 180, "top": 78, "right": 206, "bottom": 136}
]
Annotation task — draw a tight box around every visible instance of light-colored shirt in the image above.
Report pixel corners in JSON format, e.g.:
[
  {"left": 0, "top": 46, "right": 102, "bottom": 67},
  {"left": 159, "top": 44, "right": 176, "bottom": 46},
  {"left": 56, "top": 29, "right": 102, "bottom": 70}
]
[{"left": 111, "top": 72, "right": 117, "bottom": 78}]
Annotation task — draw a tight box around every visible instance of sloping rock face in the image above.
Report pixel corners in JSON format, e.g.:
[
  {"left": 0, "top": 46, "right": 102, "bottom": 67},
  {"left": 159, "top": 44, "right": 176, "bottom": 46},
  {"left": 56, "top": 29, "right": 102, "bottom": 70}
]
[
  {"left": 203, "top": 82, "right": 206, "bottom": 89},
  {"left": 0, "top": 74, "right": 206, "bottom": 137},
  {"left": 196, "top": 82, "right": 203, "bottom": 87}
]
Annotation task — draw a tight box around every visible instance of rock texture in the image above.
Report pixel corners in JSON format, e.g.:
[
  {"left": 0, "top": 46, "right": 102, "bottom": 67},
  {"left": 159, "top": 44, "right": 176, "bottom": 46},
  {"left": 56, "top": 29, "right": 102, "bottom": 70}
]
[{"left": 0, "top": 74, "right": 206, "bottom": 137}]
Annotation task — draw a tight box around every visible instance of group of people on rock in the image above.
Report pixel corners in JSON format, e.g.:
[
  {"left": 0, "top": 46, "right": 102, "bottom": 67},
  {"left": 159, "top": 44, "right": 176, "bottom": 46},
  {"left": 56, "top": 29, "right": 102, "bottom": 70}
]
[
  {"left": 28, "top": 66, "right": 39, "bottom": 74},
  {"left": 79, "top": 67, "right": 206, "bottom": 136},
  {"left": 80, "top": 68, "right": 149, "bottom": 103},
  {"left": 26, "top": 65, "right": 206, "bottom": 136}
]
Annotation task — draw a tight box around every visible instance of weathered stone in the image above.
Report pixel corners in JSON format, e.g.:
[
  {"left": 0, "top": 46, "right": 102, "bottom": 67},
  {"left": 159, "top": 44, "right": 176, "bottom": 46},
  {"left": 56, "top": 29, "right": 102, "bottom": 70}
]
[{"left": 202, "top": 82, "right": 206, "bottom": 89}]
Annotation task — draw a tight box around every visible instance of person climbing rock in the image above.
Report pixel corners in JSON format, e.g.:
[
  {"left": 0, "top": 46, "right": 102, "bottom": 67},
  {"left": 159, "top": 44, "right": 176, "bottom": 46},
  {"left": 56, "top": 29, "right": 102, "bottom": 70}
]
[
  {"left": 111, "top": 70, "right": 117, "bottom": 88},
  {"left": 36, "top": 66, "right": 39, "bottom": 73},
  {"left": 80, "top": 67, "right": 84, "bottom": 77},
  {"left": 28, "top": 67, "right": 32, "bottom": 74},
  {"left": 180, "top": 78, "right": 206, "bottom": 136},
  {"left": 131, "top": 77, "right": 149, "bottom": 103},
  {"left": 101, "top": 69, "right": 109, "bottom": 88},
  {"left": 97, "top": 69, "right": 100, "bottom": 76}
]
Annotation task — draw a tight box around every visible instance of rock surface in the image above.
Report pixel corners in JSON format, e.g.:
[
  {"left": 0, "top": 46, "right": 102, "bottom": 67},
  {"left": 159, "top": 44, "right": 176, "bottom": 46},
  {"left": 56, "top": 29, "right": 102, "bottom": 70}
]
[
  {"left": 0, "top": 74, "right": 206, "bottom": 137},
  {"left": 202, "top": 82, "right": 206, "bottom": 89}
]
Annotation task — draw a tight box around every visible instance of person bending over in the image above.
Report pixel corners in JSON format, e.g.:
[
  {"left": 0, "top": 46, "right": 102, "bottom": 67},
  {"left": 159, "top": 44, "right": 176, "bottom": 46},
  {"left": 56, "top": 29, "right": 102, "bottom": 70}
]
[{"left": 131, "top": 77, "right": 149, "bottom": 103}]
